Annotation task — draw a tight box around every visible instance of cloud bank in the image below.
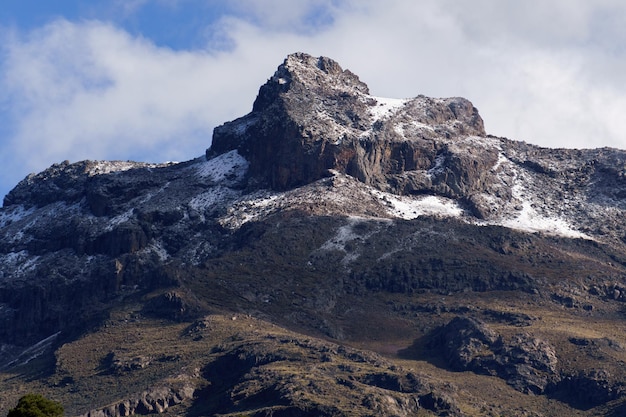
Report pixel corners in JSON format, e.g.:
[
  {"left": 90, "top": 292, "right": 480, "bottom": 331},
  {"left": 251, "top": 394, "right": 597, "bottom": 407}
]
[{"left": 1, "top": 0, "right": 625, "bottom": 199}]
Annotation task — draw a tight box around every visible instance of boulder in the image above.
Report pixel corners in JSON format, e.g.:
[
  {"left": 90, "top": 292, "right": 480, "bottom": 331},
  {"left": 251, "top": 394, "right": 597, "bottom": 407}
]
[{"left": 432, "top": 317, "right": 558, "bottom": 394}]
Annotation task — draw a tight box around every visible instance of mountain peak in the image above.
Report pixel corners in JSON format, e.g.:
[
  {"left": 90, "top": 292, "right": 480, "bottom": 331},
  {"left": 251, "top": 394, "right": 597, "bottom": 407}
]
[
  {"left": 252, "top": 52, "right": 370, "bottom": 113},
  {"left": 209, "top": 52, "right": 485, "bottom": 192}
]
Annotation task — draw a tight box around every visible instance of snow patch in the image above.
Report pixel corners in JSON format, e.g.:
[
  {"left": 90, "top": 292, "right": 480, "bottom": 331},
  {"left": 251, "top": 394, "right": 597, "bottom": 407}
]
[
  {"left": 368, "top": 96, "right": 409, "bottom": 122},
  {"left": 219, "top": 191, "right": 281, "bottom": 229},
  {"left": 320, "top": 218, "right": 361, "bottom": 252},
  {"left": 0, "top": 251, "right": 40, "bottom": 277},
  {"left": 319, "top": 217, "right": 378, "bottom": 265},
  {"left": 105, "top": 209, "right": 134, "bottom": 231},
  {"left": 492, "top": 153, "right": 509, "bottom": 171},
  {"left": 408, "top": 120, "right": 435, "bottom": 133},
  {"left": 86, "top": 161, "right": 168, "bottom": 176},
  {"left": 460, "top": 135, "right": 503, "bottom": 149},
  {"left": 0, "top": 205, "right": 34, "bottom": 228},
  {"left": 391, "top": 122, "right": 435, "bottom": 138},
  {"left": 142, "top": 241, "right": 169, "bottom": 262},
  {"left": 194, "top": 150, "right": 249, "bottom": 184},
  {"left": 372, "top": 190, "right": 464, "bottom": 220},
  {"left": 492, "top": 176, "right": 591, "bottom": 239},
  {"left": 226, "top": 115, "right": 259, "bottom": 136},
  {"left": 499, "top": 200, "right": 590, "bottom": 239},
  {"left": 188, "top": 186, "right": 240, "bottom": 212},
  {"left": 427, "top": 154, "right": 447, "bottom": 178},
  {"left": 2, "top": 250, "right": 28, "bottom": 265},
  {"left": 313, "top": 109, "right": 359, "bottom": 144}
]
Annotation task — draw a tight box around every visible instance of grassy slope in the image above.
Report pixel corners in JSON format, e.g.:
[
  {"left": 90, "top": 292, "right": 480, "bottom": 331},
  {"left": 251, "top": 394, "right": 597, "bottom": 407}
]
[{"left": 4, "top": 214, "right": 626, "bottom": 415}]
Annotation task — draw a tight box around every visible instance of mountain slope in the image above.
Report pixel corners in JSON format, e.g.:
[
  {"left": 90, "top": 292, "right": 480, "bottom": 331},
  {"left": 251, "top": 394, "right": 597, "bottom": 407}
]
[{"left": 3, "top": 53, "right": 626, "bottom": 416}]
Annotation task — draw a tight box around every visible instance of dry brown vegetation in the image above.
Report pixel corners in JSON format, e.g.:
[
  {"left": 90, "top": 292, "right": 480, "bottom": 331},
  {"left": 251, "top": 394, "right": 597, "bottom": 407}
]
[{"left": 3, "top": 271, "right": 626, "bottom": 417}]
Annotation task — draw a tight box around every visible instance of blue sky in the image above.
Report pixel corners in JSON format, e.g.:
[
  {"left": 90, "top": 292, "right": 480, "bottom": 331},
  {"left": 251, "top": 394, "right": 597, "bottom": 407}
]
[{"left": 1, "top": 1, "right": 626, "bottom": 201}]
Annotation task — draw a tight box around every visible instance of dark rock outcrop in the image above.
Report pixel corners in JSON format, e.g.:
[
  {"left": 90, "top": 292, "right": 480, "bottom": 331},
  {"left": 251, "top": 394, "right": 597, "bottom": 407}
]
[
  {"left": 143, "top": 290, "right": 202, "bottom": 322},
  {"left": 199, "top": 332, "right": 462, "bottom": 417},
  {"left": 432, "top": 317, "right": 558, "bottom": 394},
  {"left": 81, "top": 385, "right": 195, "bottom": 417},
  {"left": 553, "top": 369, "right": 626, "bottom": 409},
  {"left": 434, "top": 317, "right": 498, "bottom": 371}
]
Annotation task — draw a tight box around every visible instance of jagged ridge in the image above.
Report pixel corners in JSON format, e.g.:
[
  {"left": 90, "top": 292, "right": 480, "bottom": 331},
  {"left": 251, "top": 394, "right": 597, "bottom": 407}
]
[{"left": 209, "top": 52, "right": 486, "bottom": 195}]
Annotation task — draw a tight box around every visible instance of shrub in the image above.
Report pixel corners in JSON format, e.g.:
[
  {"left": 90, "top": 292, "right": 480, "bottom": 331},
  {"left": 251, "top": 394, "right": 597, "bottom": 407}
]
[{"left": 7, "top": 394, "right": 63, "bottom": 417}]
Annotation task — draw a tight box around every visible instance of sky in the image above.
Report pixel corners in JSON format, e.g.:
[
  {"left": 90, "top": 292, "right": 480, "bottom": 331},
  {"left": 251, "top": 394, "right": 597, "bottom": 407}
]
[{"left": 1, "top": 0, "right": 626, "bottom": 201}]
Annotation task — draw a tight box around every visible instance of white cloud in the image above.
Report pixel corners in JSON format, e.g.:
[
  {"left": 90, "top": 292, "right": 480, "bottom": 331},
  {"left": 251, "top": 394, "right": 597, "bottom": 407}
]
[
  {"left": 228, "top": 0, "right": 340, "bottom": 32},
  {"left": 0, "top": 19, "right": 277, "bottom": 191},
  {"left": 2, "top": 0, "right": 626, "bottom": 199}
]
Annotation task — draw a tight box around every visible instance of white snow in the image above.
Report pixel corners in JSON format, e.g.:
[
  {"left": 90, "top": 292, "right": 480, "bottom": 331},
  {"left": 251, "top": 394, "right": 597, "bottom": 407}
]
[
  {"left": 142, "top": 241, "right": 169, "bottom": 262},
  {"left": 1, "top": 202, "right": 82, "bottom": 245},
  {"left": 320, "top": 218, "right": 361, "bottom": 252},
  {"left": 492, "top": 153, "right": 509, "bottom": 171},
  {"left": 426, "top": 154, "right": 447, "bottom": 178},
  {"left": 313, "top": 108, "right": 359, "bottom": 144},
  {"left": 86, "top": 161, "right": 169, "bottom": 176},
  {"left": 2, "top": 250, "right": 27, "bottom": 264},
  {"left": 498, "top": 200, "right": 590, "bottom": 239},
  {"left": 318, "top": 216, "right": 382, "bottom": 265},
  {"left": 0, "top": 250, "right": 40, "bottom": 277},
  {"left": 185, "top": 158, "right": 590, "bottom": 241},
  {"left": 87, "top": 161, "right": 139, "bottom": 175},
  {"left": 228, "top": 115, "right": 259, "bottom": 136},
  {"left": 490, "top": 172, "right": 592, "bottom": 239},
  {"left": 8, "top": 230, "right": 25, "bottom": 245},
  {"left": 105, "top": 209, "right": 134, "bottom": 231},
  {"left": 0, "top": 205, "right": 34, "bottom": 228},
  {"left": 461, "top": 135, "right": 503, "bottom": 149},
  {"left": 188, "top": 186, "right": 240, "bottom": 212},
  {"left": 368, "top": 96, "right": 409, "bottom": 122},
  {"left": 409, "top": 120, "right": 436, "bottom": 132},
  {"left": 194, "top": 150, "right": 249, "bottom": 184},
  {"left": 24, "top": 202, "right": 81, "bottom": 229},
  {"left": 219, "top": 191, "right": 281, "bottom": 229},
  {"left": 371, "top": 190, "right": 464, "bottom": 220}
]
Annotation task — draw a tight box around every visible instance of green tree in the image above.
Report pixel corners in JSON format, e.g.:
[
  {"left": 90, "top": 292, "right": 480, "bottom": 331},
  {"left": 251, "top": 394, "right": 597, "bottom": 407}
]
[{"left": 7, "top": 394, "right": 63, "bottom": 417}]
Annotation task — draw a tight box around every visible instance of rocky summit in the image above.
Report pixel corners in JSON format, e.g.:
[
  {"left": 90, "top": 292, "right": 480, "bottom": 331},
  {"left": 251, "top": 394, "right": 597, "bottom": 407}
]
[{"left": 3, "top": 52, "right": 626, "bottom": 416}]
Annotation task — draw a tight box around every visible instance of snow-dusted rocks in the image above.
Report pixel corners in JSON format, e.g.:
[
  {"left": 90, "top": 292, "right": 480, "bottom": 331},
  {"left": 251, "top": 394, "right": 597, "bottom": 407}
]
[
  {"left": 192, "top": 150, "right": 249, "bottom": 185},
  {"left": 209, "top": 53, "right": 485, "bottom": 193},
  {"left": 4, "top": 52, "right": 626, "bottom": 388}
]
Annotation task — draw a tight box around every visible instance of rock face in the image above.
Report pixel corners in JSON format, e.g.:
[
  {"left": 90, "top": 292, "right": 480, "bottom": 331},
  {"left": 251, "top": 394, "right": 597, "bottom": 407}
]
[
  {"left": 209, "top": 52, "right": 487, "bottom": 197},
  {"left": 82, "top": 385, "right": 195, "bottom": 417},
  {"left": 4, "top": 53, "right": 626, "bottom": 416},
  {"left": 432, "top": 317, "right": 558, "bottom": 394}
]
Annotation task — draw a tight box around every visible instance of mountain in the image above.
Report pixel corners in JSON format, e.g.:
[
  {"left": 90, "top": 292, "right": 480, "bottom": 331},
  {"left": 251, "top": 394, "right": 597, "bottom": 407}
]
[{"left": 3, "top": 52, "right": 626, "bottom": 416}]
